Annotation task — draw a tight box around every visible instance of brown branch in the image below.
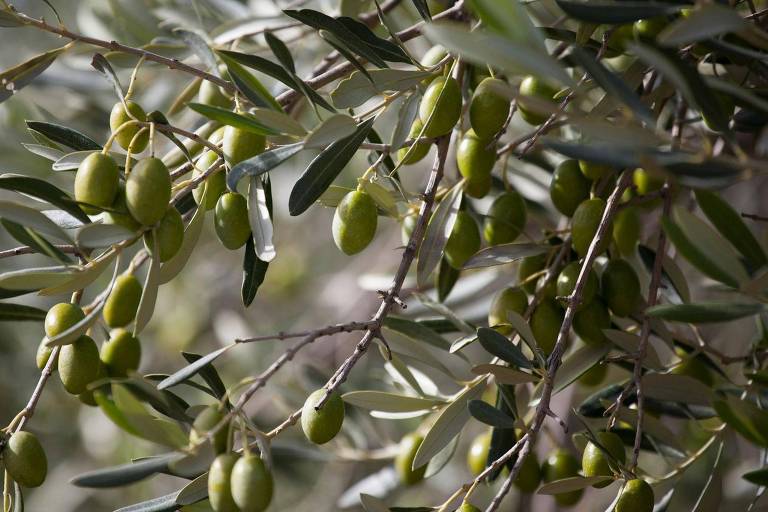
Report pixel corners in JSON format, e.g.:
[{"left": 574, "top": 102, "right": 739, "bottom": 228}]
[
  {"left": 235, "top": 320, "right": 377, "bottom": 344},
  {"left": 0, "top": 245, "right": 79, "bottom": 259}
]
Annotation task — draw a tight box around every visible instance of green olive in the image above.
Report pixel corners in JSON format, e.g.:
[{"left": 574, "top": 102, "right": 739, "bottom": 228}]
[
  {"left": 78, "top": 362, "right": 106, "bottom": 407},
  {"left": 518, "top": 253, "right": 547, "bottom": 293},
  {"left": 401, "top": 213, "right": 417, "bottom": 246},
  {"left": 466, "top": 430, "right": 491, "bottom": 476},
  {"left": 214, "top": 192, "right": 251, "bottom": 250},
  {"left": 556, "top": 261, "right": 598, "bottom": 310},
  {"left": 573, "top": 299, "right": 611, "bottom": 345},
  {"left": 469, "top": 77, "right": 511, "bottom": 140},
  {"left": 103, "top": 182, "right": 142, "bottom": 231},
  {"left": 395, "top": 432, "right": 428, "bottom": 485},
  {"left": 613, "top": 206, "right": 640, "bottom": 256},
  {"left": 518, "top": 76, "right": 558, "bottom": 126},
  {"left": 514, "top": 453, "right": 541, "bottom": 494},
  {"left": 36, "top": 338, "right": 56, "bottom": 370},
  {"left": 398, "top": 118, "right": 431, "bottom": 165},
  {"left": 601, "top": 259, "right": 641, "bottom": 317},
  {"left": 578, "top": 160, "right": 613, "bottom": 181},
  {"left": 579, "top": 363, "right": 608, "bottom": 387},
  {"left": 607, "top": 24, "right": 634, "bottom": 54},
  {"left": 58, "top": 335, "right": 100, "bottom": 395},
  {"left": 208, "top": 453, "right": 239, "bottom": 512},
  {"left": 633, "top": 17, "right": 668, "bottom": 42},
  {"left": 456, "top": 130, "right": 495, "bottom": 198},
  {"left": 421, "top": 45, "right": 447, "bottom": 68},
  {"left": 231, "top": 454, "right": 274, "bottom": 512},
  {"left": 144, "top": 207, "right": 184, "bottom": 262},
  {"left": 301, "top": 389, "right": 345, "bottom": 445},
  {"left": 109, "top": 101, "right": 148, "bottom": 152},
  {"left": 2, "top": 431, "right": 47, "bottom": 488},
  {"left": 44, "top": 302, "right": 85, "bottom": 338},
  {"left": 199, "top": 80, "right": 231, "bottom": 108},
  {"left": 418, "top": 76, "right": 462, "bottom": 138},
  {"left": 615, "top": 479, "right": 655, "bottom": 512},
  {"left": 126, "top": 157, "right": 172, "bottom": 226},
  {"left": 488, "top": 286, "right": 528, "bottom": 330},
  {"left": 542, "top": 449, "right": 582, "bottom": 507},
  {"left": 530, "top": 299, "right": 564, "bottom": 354},
  {"left": 457, "top": 503, "right": 481, "bottom": 512},
  {"left": 193, "top": 149, "right": 226, "bottom": 210},
  {"left": 444, "top": 210, "right": 481, "bottom": 269},
  {"left": 332, "top": 190, "right": 378, "bottom": 255},
  {"left": 582, "top": 431, "right": 625, "bottom": 486},
  {"left": 572, "top": 198, "right": 611, "bottom": 257},
  {"left": 550, "top": 159, "right": 591, "bottom": 217},
  {"left": 74, "top": 152, "right": 120, "bottom": 214},
  {"left": 484, "top": 190, "right": 526, "bottom": 245},
  {"left": 469, "top": 66, "right": 491, "bottom": 90},
  {"left": 101, "top": 328, "right": 141, "bottom": 377},
  {"left": 190, "top": 405, "right": 230, "bottom": 455},
  {"left": 222, "top": 125, "right": 266, "bottom": 166},
  {"left": 633, "top": 168, "right": 663, "bottom": 197},
  {"left": 103, "top": 274, "right": 142, "bottom": 328}
]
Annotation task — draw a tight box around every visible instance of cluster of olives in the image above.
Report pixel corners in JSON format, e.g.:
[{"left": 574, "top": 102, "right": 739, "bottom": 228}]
[
  {"left": 208, "top": 450, "right": 273, "bottom": 512},
  {"left": 1, "top": 431, "right": 47, "bottom": 488}
]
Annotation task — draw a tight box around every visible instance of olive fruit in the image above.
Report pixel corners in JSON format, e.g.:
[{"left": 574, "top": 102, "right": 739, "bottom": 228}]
[
  {"left": 45, "top": 302, "right": 84, "bottom": 338},
  {"left": 74, "top": 152, "right": 119, "bottom": 214},
  {"left": 401, "top": 213, "right": 417, "bottom": 246},
  {"left": 514, "top": 453, "right": 542, "bottom": 493},
  {"left": 466, "top": 430, "right": 491, "bottom": 476},
  {"left": 469, "top": 77, "right": 511, "bottom": 140},
  {"left": 601, "top": 259, "right": 641, "bottom": 317},
  {"left": 582, "top": 431, "right": 625, "bottom": 486},
  {"left": 78, "top": 362, "right": 106, "bottom": 407},
  {"left": 395, "top": 432, "right": 428, "bottom": 485},
  {"left": 231, "top": 454, "right": 274, "bottom": 512},
  {"left": 2, "top": 431, "right": 47, "bottom": 488},
  {"left": 550, "top": 159, "right": 591, "bottom": 217},
  {"left": 572, "top": 198, "right": 611, "bottom": 257},
  {"left": 36, "top": 338, "right": 56, "bottom": 370},
  {"left": 542, "top": 449, "right": 583, "bottom": 507},
  {"left": 109, "top": 101, "right": 148, "bottom": 152},
  {"left": 101, "top": 328, "right": 141, "bottom": 377},
  {"left": 198, "top": 79, "right": 231, "bottom": 108},
  {"left": 332, "top": 190, "right": 377, "bottom": 255},
  {"left": 427, "top": 0, "right": 454, "bottom": 15},
  {"left": 190, "top": 405, "right": 229, "bottom": 454},
  {"left": 530, "top": 299, "right": 564, "bottom": 354},
  {"left": 633, "top": 17, "right": 667, "bottom": 42},
  {"left": 615, "top": 479, "right": 655, "bottom": 512},
  {"left": 469, "top": 66, "right": 490, "bottom": 90},
  {"left": 215, "top": 192, "right": 251, "bottom": 250},
  {"left": 458, "top": 503, "right": 481, "bottom": 512},
  {"left": 607, "top": 24, "right": 634, "bottom": 53},
  {"left": 418, "top": 76, "right": 461, "bottom": 137},
  {"left": 144, "top": 207, "right": 184, "bottom": 262},
  {"left": 579, "top": 363, "right": 608, "bottom": 387},
  {"left": 483, "top": 190, "right": 526, "bottom": 245},
  {"left": 671, "top": 347, "right": 715, "bottom": 386},
  {"left": 578, "top": 160, "right": 613, "bottom": 181},
  {"left": 126, "top": 157, "right": 172, "bottom": 226},
  {"left": 573, "top": 300, "right": 611, "bottom": 345},
  {"left": 208, "top": 453, "right": 239, "bottom": 512},
  {"left": 103, "top": 182, "right": 142, "bottom": 231},
  {"left": 456, "top": 130, "right": 495, "bottom": 198},
  {"left": 556, "top": 261, "right": 598, "bottom": 309},
  {"left": 444, "top": 211, "right": 481, "bottom": 269},
  {"left": 398, "top": 118, "right": 431, "bottom": 165},
  {"left": 222, "top": 125, "right": 266, "bottom": 166},
  {"left": 613, "top": 206, "right": 640, "bottom": 256},
  {"left": 633, "top": 168, "right": 663, "bottom": 197},
  {"left": 488, "top": 287, "right": 527, "bottom": 329},
  {"left": 518, "top": 253, "right": 547, "bottom": 294},
  {"left": 518, "top": 76, "right": 558, "bottom": 126},
  {"left": 193, "top": 148, "right": 226, "bottom": 210},
  {"left": 103, "top": 274, "right": 142, "bottom": 328},
  {"left": 58, "top": 335, "right": 100, "bottom": 395},
  {"left": 301, "top": 389, "right": 345, "bottom": 445},
  {"left": 421, "top": 45, "right": 447, "bottom": 68}
]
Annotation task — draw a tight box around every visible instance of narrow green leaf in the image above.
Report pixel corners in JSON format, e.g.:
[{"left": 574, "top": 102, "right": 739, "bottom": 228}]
[
  {"left": 0, "top": 303, "right": 46, "bottom": 321},
  {"left": 0, "top": 44, "right": 70, "bottom": 103},
  {"left": 342, "top": 391, "right": 443, "bottom": 412},
  {"left": 159, "top": 203, "right": 206, "bottom": 284},
  {"left": 218, "top": 56, "right": 282, "bottom": 111},
  {"left": 0, "top": 265, "right": 76, "bottom": 291},
  {"left": 463, "top": 243, "right": 548, "bottom": 269},
  {"left": 0, "top": 200, "right": 70, "bottom": 241},
  {"left": 227, "top": 143, "right": 304, "bottom": 191},
  {"left": 383, "top": 316, "right": 450, "bottom": 351},
  {"left": 40, "top": 250, "right": 117, "bottom": 296},
  {"left": 242, "top": 235, "right": 269, "bottom": 306},
  {"left": 25, "top": 121, "right": 101, "bottom": 151},
  {"left": 417, "top": 183, "right": 462, "bottom": 286},
  {"left": 1, "top": 220, "right": 73, "bottom": 264},
  {"left": 548, "top": 343, "right": 610, "bottom": 395},
  {"left": 75, "top": 223, "right": 134, "bottom": 249},
  {"left": 71, "top": 454, "right": 181, "bottom": 488},
  {"left": 158, "top": 345, "right": 233, "bottom": 391},
  {"left": 114, "top": 492, "right": 180, "bottom": 512},
  {"left": 476, "top": 327, "right": 532, "bottom": 369},
  {"left": 0, "top": 174, "right": 90, "bottom": 223},
  {"left": 134, "top": 241, "right": 160, "bottom": 336},
  {"left": 330, "top": 69, "right": 432, "bottom": 109},
  {"left": 658, "top": 5, "right": 746, "bottom": 47},
  {"left": 90, "top": 53, "right": 124, "bottom": 100},
  {"left": 304, "top": 114, "right": 358, "bottom": 149},
  {"left": 641, "top": 373, "right": 712, "bottom": 406},
  {"left": 538, "top": 476, "right": 612, "bottom": 494},
  {"left": 471, "top": 364, "right": 539, "bottom": 385},
  {"left": 743, "top": 467, "right": 768, "bottom": 486},
  {"left": 188, "top": 103, "right": 280, "bottom": 136},
  {"left": 714, "top": 396, "right": 768, "bottom": 447},
  {"left": 467, "top": 400, "right": 516, "bottom": 428},
  {"left": 181, "top": 351, "right": 229, "bottom": 400},
  {"left": 647, "top": 302, "right": 766, "bottom": 324},
  {"left": 554, "top": 1, "right": 681, "bottom": 24}
]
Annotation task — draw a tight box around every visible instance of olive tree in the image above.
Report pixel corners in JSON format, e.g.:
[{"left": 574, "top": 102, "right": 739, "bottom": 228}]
[{"left": 0, "top": 0, "right": 767, "bottom": 511}]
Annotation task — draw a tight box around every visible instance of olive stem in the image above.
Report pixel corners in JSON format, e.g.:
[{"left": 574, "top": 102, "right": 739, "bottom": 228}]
[
  {"left": 102, "top": 120, "right": 141, "bottom": 155},
  {"left": 0, "top": 244, "right": 79, "bottom": 259},
  {"left": 125, "top": 55, "right": 146, "bottom": 101}
]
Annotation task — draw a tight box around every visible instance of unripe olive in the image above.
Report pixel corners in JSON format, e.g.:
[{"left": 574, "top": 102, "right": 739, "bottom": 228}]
[
  {"left": 2, "top": 431, "right": 47, "bottom": 488},
  {"left": 199, "top": 80, "right": 231, "bottom": 108},
  {"left": 74, "top": 152, "right": 120, "bottom": 214},
  {"left": 633, "top": 168, "right": 663, "bottom": 197},
  {"left": 193, "top": 149, "right": 226, "bottom": 210},
  {"left": 418, "top": 76, "right": 461, "bottom": 137},
  {"left": 208, "top": 453, "right": 239, "bottom": 512},
  {"left": 518, "top": 253, "right": 547, "bottom": 293},
  {"left": 488, "top": 287, "right": 528, "bottom": 329},
  {"left": 301, "top": 389, "right": 345, "bottom": 445},
  {"left": 518, "top": 76, "right": 558, "bottom": 126},
  {"left": 401, "top": 213, "right": 417, "bottom": 246},
  {"left": 231, "top": 454, "right": 274, "bottom": 512},
  {"left": 103, "top": 274, "right": 142, "bottom": 328},
  {"left": 578, "top": 160, "right": 613, "bottom": 181},
  {"left": 469, "top": 66, "right": 491, "bottom": 90},
  {"left": 613, "top": 206, "right": 640, "bottom": 256},
  {"left": 36, "top": 338, "right": 56, "bottom": 370},
  {"left": 470, "top": 77, "right": 511, "bottom": 140},
  {"left": 45, "top": 302, "right": 85, "bottom": 338},
  {"left": 427, "top": 0, "right": 454, "bottom": 15},
  {"left": 601, "top": 259, "right": 641, "bottom": 317},
  {"left": 466, "top": 430, "right": 491, "bottom": 476},
  {"left": 104, "top": 182, "right": 142, "bottom": 231},
  {"left": 395, "top": 432, "right": 428, "bottom": 485},
  {"left": 332, "top": 190, "right": 378, "bottom": 255},
  {"left": 484, "top": 190, "right": 526, "bottom": 245},
  {"left": 607, "top": 24, "right": 634, "bottom": 54},
  {"left": 633, "top": 17, "right": 667, "bottom": 42},
  {"left": 615, "top": 479, "right": 655, "bottom": 512},
  {"left": 457, "top": 503, "right": 481, "bottom": 512},
  {"left": 550, "top": 159, "right": 591, "bottom": 217},
  {"left": 579, "top": 363, "right": 608, "bottom": 387},
  {"left": 126, "top": 157, "right": 172, "bottom": 226},
  {"left": 421, "top": 45, "right": 447, "bottom": 68},
  {"left": 78, "top": 361, "right": 106, "bottom": 407},
  {"left": 573, "top": 299, "right": 611, "bottom": 345},
  {"left": 214, "top": 192, "right": 251, "bottom": 250},
  {"left": 445, "top": 211, "right": 481, "bottom": 269},
  {"left": 58, "top": 335, "right": 100, "bottom": 395},
  {"left": 144, "top": 207, "right": 184, "bottom": 262},
  {"left": 530, "top": 299, "right": 564, "bottom": 354},
  {"left": 456, "top": 130, "right": 495, "bottom": 198},
  {"left": 556, "top": 261, "right": 598, "bottom": 309},
  {"left": 572, "top": 198, "right": 611, "bottom": 257},
  {"left": 101, "top": 328, "right": 141, "bottom": 377},
  {"left": 398, "top": 118, "right": 431, "bottom": 165},
  {"left": 514, "top": 453, "right": 542, "bottom": 493},
  {"left": 222, "top": 125, "right": 266, "bottom": 166},
  {"left": 109, "top": 101, "right": 148, "bottom": 152},
  {"left": 582, "top": 431, "right": 625, "bottom": 486},
  {"left": 190, "top": 405, "right": 230, "bottom": 455},
  {"left": 542, "top": 449, "right": 582, "bottom": 507}
]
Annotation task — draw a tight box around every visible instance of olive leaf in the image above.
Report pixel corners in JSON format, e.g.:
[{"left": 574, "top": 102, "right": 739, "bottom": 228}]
[
  {"left": 0, "top": 303, "right": 47, "bottom": 322},
  {"left": 227, "top": 143, "right": 304, "bottom": 191},
  {"left": 188, "top": 103, "right": 280, "bottom": 135},
  {"left": 0, "top": 174, "right": 89, "bottom": 223},
  {"left": 554, "top": 1, "right": 681, "bottom": 24},
  {"left": 417, "top": 183, "right": 462, "bottom": 287},
  {"left": 242, "top": 236, "right": 269, "bottom": 307},
  {"left": 342, "top": 391, "right": 444, "bottom": 412},
  {"left": 25, "top": 121, "right": 101, "bottom": 151},
  {"left": 247, "top": 176, "right": 276, "bottom": 262},
  {"left": 71, "top": 454, "right": 183, "bottom": 488},
  {"left": 303, "top": 114, "right": 358, "bottom": 149},
  {"left": 0, "top": 44, "right": 70, "bottom": 103}
]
